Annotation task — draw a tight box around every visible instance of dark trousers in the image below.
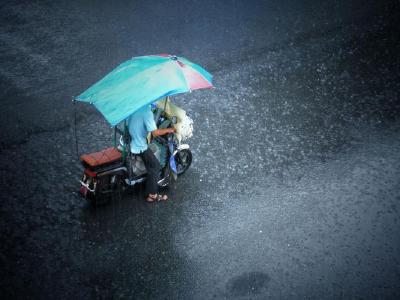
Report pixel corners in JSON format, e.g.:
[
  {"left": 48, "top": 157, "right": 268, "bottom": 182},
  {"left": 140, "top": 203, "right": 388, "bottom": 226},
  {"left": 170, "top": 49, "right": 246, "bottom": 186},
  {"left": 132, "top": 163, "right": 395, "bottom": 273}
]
[{"left": 140, "top": 148, "right": 161, "bottom": 195}]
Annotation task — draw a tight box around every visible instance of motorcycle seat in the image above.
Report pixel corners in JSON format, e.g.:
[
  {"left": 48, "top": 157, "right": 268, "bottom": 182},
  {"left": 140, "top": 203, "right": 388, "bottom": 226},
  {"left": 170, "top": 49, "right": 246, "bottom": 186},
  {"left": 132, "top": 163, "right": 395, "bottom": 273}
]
[{"left": 80, "top": 147, "right": 122, "bottom": 168}]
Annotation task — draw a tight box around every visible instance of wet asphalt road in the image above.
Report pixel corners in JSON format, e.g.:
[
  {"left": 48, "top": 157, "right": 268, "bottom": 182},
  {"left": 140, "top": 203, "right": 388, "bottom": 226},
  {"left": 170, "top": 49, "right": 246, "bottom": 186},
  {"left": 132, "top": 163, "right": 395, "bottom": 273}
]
[{"left": 1, "top": 0, "right": 400, "bottom": 299}]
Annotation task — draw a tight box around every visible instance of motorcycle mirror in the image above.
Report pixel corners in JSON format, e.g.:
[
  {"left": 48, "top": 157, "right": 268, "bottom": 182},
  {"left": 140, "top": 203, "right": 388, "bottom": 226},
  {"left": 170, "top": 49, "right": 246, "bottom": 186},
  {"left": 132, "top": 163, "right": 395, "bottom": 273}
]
[{"left": 171, "top": 116, "right": 178, "bottom": 125}]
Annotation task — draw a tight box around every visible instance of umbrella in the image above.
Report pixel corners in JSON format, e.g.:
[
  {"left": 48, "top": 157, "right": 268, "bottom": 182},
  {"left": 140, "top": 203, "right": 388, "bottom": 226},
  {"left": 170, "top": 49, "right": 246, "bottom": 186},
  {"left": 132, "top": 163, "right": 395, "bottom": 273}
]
[{"left": 75, "top": 54, "right": 213, "bottom": 126}]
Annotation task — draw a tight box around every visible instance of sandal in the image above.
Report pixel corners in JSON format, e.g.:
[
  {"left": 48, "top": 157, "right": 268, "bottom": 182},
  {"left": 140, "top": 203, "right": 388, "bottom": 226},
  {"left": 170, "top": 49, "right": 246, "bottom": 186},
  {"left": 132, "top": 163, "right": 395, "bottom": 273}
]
[
  {"left": 157, "top": 194, "right": 168, "bottom": 201},
  {"left": 146, "top": 194, "right": 168, "bottom": 202},
  {"left": 146, "top": 194, "right": 158, "bottom": 202}
]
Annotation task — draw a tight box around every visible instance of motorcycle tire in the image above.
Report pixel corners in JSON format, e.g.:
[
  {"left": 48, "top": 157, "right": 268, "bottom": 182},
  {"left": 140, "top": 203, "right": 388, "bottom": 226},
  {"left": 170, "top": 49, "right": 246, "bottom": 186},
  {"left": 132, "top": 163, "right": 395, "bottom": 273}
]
[
  {"left": 174, "top": 149, "right": 192, "bottom": 175},
  {"left": 89, "top": 175, "right": 122, "bottom": 206}
]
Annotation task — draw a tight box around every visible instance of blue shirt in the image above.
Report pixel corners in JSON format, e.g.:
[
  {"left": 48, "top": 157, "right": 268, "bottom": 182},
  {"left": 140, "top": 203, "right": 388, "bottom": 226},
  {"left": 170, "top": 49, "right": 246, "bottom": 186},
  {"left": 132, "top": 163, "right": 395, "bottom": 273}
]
[{"left": 127, "top": 105, "right": 157, "bottom": 154}]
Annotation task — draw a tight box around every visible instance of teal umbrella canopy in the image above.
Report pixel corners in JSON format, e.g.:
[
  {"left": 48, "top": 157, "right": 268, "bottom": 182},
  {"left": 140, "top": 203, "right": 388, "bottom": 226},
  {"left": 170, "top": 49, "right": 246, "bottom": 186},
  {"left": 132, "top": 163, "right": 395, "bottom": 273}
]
[{"left": 75, "top": 54, "right": 213, "bottom": 126}]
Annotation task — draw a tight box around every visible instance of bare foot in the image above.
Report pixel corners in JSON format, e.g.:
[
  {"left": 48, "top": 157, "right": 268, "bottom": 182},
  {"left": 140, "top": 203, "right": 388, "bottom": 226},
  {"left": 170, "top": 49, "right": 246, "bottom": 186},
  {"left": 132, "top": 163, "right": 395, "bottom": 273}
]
[
  {"left": 146, "top": 194, "right": 158, "bottom": 202},
  {"left": 157, "top": 194, "right": 168, "bottom": 201}
]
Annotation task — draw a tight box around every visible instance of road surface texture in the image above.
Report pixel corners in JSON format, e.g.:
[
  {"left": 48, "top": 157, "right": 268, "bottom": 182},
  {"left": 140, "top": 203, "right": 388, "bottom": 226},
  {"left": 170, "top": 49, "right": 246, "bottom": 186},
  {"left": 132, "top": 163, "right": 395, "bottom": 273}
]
[{"left": 1, "top": 0, "right": 399, "bottom": 299}]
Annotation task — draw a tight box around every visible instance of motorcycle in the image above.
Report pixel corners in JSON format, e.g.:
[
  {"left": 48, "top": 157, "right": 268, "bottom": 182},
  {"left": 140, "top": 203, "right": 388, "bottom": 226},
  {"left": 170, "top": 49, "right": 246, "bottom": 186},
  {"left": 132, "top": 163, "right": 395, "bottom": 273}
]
[{"left": 79, "top": 98, "right": 193, "bottom": 206}]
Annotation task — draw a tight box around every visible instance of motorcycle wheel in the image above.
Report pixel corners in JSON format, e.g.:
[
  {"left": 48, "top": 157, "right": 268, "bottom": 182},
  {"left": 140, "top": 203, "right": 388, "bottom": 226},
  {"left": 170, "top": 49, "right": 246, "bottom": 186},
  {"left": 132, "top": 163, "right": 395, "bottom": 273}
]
[
  {"left": 174, "top": 149, "right": 192, "bottom": 175},
  {"left": 89, "top": 175, "right": 122, "bottom": 206}
]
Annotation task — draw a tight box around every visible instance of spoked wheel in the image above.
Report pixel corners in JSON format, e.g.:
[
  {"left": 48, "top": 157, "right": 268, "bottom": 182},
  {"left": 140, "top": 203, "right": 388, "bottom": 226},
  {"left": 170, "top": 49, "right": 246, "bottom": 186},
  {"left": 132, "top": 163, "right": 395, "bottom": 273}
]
[{"left": 174, "top": 149, "right": 192, "bottom": 175}]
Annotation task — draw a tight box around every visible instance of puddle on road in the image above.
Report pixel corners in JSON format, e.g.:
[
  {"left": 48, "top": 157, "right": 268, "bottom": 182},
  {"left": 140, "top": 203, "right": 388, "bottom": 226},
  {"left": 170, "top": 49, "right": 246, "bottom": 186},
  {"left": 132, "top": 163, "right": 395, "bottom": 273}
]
[{"left": 226, "top": 271, "right": 270, "bottom": 296}]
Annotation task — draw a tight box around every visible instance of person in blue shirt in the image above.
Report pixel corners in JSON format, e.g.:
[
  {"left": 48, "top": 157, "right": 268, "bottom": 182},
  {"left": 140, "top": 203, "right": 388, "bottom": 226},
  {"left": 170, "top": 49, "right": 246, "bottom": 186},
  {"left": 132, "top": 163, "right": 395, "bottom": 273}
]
[{"left": 128, "top": 105, "right": 174, "bottom": 202}]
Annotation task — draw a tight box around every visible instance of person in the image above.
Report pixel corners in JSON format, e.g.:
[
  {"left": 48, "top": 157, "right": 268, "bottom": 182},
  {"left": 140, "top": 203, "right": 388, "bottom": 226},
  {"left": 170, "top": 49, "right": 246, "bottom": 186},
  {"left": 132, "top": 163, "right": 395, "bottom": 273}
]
[{"left": 127, "top": 104, "right": 174, "bottom": 202}]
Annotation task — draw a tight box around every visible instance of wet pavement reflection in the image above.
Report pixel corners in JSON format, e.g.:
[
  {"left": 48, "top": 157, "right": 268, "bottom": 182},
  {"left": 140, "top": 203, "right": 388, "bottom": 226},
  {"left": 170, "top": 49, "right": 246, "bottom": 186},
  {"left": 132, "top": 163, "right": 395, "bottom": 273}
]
[{"left": 1, "top": 0, "right": 400, "bottom": 299}]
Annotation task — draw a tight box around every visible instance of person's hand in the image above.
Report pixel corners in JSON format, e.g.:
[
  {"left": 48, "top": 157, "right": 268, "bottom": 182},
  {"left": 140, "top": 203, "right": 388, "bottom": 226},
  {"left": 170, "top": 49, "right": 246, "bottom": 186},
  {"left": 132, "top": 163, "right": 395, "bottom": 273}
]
[{"left": 168, "top": 127, "right": 175, "bottom": 134}]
